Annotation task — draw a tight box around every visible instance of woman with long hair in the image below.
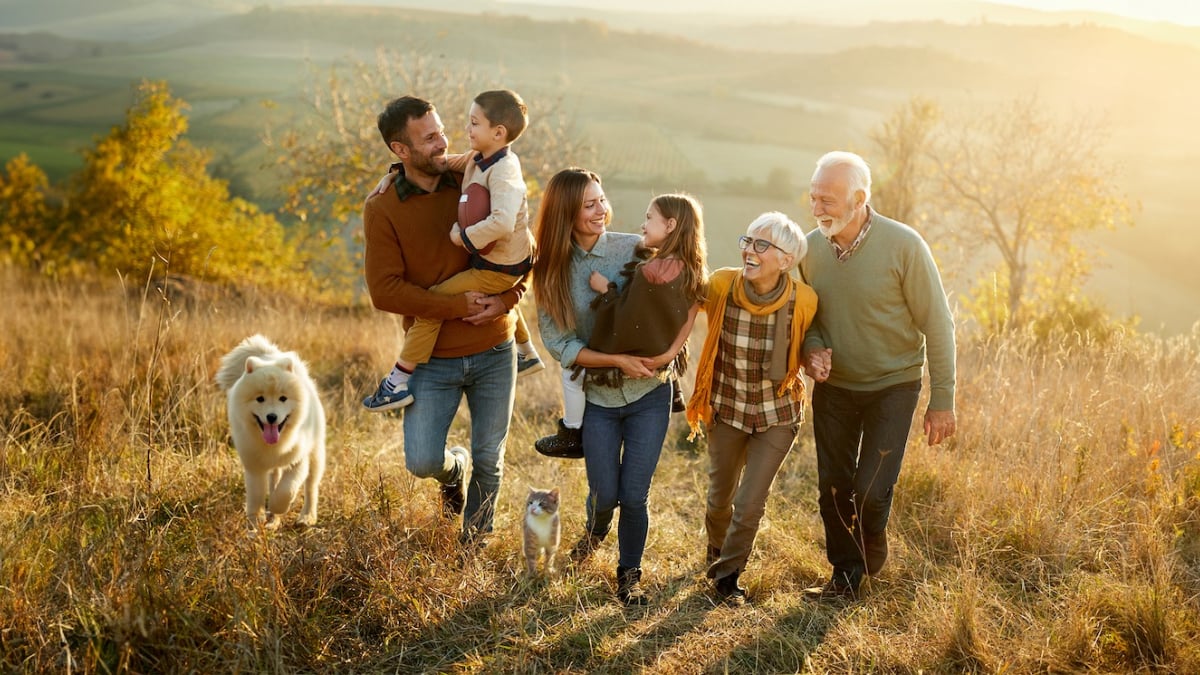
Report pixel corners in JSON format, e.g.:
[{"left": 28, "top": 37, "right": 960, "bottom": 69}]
[{"left": 532, "top": 168, "right": 705, "bottom": 605}]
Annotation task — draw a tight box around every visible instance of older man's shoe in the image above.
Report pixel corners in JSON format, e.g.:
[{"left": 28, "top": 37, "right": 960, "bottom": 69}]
[{"left": 865, "top": 530, "right": 888, "bottom": 576}]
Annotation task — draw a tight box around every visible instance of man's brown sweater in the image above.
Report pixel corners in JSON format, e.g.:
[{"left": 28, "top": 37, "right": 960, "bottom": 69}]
[{"left": 363, "top": 170, "right": 522, "bottom": 358}]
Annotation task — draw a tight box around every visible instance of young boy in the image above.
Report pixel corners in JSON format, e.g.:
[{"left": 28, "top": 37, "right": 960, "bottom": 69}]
[{"left": 364, "top": 89, "right": 543, "bottom": 411}]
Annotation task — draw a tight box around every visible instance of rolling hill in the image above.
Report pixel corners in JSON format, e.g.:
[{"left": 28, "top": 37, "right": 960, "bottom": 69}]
[{"left": 0, "top": 2, "right": 1197, "bottom": 333}]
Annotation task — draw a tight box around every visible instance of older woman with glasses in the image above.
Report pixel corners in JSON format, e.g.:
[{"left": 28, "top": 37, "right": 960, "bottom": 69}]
[{"left": 685, "top": 211, "right": 818, "bottom": 605}]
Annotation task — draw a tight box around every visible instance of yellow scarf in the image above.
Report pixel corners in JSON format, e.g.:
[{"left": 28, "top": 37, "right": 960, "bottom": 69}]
[{"left": 685, "top": 268, "right": 815, "bottom": 439}]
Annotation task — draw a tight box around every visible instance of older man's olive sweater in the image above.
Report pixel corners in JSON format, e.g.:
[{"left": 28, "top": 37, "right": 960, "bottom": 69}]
[{"left": 801, "top": 210, "right": 956, "bottom": 411}]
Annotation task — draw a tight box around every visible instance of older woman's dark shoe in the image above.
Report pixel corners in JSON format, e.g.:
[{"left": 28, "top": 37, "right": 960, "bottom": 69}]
[
  {"left": 714, "top": 570, "right": 746, "bottom": 606},
  {"left": 803, "top": 574, "right": 859, "bottom": 603},
  {"left": 534, "top": 419, "right": 584, "bottom": 459}
]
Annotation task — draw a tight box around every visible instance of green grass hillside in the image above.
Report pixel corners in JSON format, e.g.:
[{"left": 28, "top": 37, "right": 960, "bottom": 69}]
[
  {"left": 1, "top": 4, "right": 1198, "bottom": 333},
  {"left": 2, "top": 257, "right": 1200, "bottom": 671}
]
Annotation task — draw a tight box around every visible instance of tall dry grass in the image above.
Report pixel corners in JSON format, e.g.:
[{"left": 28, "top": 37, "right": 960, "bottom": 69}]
[{"left": 2, "top": 264, "right": 1199, "bottom": 673}]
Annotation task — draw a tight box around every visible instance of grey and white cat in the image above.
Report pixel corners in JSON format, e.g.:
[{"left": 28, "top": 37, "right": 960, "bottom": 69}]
[{"left": 523, "top": 487, "right": 560, "bottom": 575}]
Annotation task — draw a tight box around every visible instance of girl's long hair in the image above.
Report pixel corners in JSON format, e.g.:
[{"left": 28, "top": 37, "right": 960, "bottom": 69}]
[
  {"left": 648, "top": 193, "right": 708, "bottom": 304},
  {"left": 531, "top": 168, "right": 605, "bottom": 331}
]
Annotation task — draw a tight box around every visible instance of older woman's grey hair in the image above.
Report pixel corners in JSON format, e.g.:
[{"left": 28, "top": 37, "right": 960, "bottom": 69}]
[{"left": 747, "top": 211, "right": 807, "bottom": 267}]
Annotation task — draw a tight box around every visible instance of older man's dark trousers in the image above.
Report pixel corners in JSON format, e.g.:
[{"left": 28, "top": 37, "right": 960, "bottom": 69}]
[{"left": 812, "top": 380, "right": 921, "bottom": 589}]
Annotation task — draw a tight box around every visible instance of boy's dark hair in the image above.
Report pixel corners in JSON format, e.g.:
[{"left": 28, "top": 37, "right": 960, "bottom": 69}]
[
  {"left": 474, "top": 90, "right": 528, "bottom": 143},
  {"left": 377, "top": 96, "right": 435, "bottom": 147}
]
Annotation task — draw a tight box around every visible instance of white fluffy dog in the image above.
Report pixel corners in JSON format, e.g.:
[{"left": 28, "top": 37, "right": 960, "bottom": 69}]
[{"left": 215, "top": 334, "right": 326, "bottom": 530}]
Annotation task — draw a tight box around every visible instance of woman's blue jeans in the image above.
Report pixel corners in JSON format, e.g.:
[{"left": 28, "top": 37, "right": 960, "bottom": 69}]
[{"left": 581, "top": 382, "right": 671, "bottom": 569}]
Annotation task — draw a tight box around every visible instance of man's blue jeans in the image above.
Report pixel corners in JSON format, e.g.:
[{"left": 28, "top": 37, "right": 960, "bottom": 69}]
[
  {"left": 581, "top": 382, "right": 671, "bottom": 569},
  {"left": 403, "top": 339, "right": 516, "bottom": 538},
  {"left": 812, "top": 380, "right": 921, "bottom": 587}
]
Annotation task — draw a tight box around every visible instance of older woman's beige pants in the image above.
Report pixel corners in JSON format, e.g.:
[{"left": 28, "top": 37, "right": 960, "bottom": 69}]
[{"left": 705, "top": 421, "right": 798, "bottom": 582}]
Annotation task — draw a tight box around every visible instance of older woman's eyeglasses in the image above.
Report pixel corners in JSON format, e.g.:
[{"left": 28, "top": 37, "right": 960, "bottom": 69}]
[{"left": 738, "top": 235, "right": 787, "bottom": 255}]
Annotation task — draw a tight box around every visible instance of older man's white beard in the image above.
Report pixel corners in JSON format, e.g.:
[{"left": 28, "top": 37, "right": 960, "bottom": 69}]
[{"left": 817, "top": 214, "right": 851, "bottom": 239}]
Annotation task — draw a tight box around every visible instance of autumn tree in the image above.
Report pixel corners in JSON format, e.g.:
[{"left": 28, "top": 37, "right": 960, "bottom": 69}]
[
  {"left": 870, "top": 95, "right": 1133, "bottom": 332},
  {"left": 868, "top": 97, "right": 940, "bottom": 226},
  {"left": 60, "top": 80, "right": 304, "bottom": 290},
  {"left": 0, "top": 153, "right": 52, "bottom": 268}
]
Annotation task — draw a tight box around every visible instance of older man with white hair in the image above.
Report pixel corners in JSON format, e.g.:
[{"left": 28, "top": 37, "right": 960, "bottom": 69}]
[{"left": 800, "top": 150, "right": 957, "bottom": 601}]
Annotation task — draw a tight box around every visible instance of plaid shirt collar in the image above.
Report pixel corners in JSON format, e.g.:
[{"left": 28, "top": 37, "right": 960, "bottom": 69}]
[
  {"left": 391, "top": 163, "right": 459, "bottom": 202},
  {"left": 829, "top": 205, "right": 874, "bottom": 262}
]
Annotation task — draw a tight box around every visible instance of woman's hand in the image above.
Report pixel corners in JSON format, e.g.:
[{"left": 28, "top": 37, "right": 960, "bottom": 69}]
[
  {"left": 589, "top": 271, "right": 610, "bottom": 294},
  {"left": 803, "top": 347, "right": 832, "bottom": 382},
  {"left": 609, "top": 353, "right": 655, "bottom": 379}
]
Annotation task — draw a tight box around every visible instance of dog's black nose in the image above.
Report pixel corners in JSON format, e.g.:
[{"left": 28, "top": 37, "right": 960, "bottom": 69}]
[{"left": 266, "top": 413, "right": 278, "bottom": 424}]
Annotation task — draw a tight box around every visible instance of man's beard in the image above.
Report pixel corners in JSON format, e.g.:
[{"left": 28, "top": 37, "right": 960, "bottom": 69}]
[
  {"left": 408, "top": 150, "right": 448, "bottom": 176},
  {"left": 817, "top": 212, "right": 852, "bottom": 239}
]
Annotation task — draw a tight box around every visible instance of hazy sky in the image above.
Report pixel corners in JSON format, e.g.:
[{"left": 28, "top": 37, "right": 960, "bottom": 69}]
[
  {"left": 999, "top": 0, "right": 1200, "bottom": 25},
  {"left": 503, "top": 0, "right": 1200, "bottom": 26}
]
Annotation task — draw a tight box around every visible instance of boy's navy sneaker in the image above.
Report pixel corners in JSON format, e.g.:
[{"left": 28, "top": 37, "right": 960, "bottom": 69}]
[
  {"left": 362, "top": 379, "right": 413, "bottom": 412},
  {"left": 517, "top": 354, "right": 546, "bottom": 378}
]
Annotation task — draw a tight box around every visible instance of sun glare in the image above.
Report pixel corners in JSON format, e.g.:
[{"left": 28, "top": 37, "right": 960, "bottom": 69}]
[{"left": 983, "top": 0, "right": 1200, "bottom": 26}]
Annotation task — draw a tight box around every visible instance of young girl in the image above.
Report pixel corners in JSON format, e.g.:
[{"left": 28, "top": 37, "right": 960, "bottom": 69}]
[{"left": 534, "top": 192, "right": 707, "bottom": 459}]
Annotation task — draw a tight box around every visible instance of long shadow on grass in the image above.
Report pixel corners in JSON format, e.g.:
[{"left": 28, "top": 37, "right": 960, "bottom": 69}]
[
  {"left": 370, "top": 564, "right": 715, "bottom": 672},
  {"left": 571, "top": 570, "right": 724, "bottom": 672},
  {"left": 701, "top": 596, "right": 840, "bottom": 673}
]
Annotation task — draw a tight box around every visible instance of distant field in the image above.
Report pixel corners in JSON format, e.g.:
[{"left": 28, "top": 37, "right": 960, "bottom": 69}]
[
  {"left": 583, "top": 120, "right": 696, "bottom": 183},
  {"left": 0, "top": 117, "right": 94, "bottom": 177},
  {"left": 1, "top": 4, "right": 1198, "bottom": 334}
]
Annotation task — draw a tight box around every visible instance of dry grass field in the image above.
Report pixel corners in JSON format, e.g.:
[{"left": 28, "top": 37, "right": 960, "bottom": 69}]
[{"left": 3, "top": 264, "right": 1200, "bottom": 673}]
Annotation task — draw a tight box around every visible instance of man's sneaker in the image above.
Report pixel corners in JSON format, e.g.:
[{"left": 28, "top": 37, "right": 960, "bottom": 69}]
[
  {"left": 456, "top": 530, "right": 488, "bottom": 563},
  {"left": 440, "top": 445, "right": 471, "bottom": 517},
  {"left": 362, "top": 379, "right": 413, "bottom": 412},
  {"left": 517, "top": 353, "right": 546, "bottom": 378}
]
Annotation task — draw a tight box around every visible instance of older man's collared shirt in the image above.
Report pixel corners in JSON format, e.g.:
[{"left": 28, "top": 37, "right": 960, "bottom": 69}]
[
  {"left": 829, "top": 206, "right": 874, "bottom": 262},
  {"left": 390, "top": 163, "right": 459, "bottom": 202}
]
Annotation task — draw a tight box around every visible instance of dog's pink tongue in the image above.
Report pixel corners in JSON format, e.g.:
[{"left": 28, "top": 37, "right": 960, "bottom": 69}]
[{"left": 262, "top": 423, "right": 281, "bottom": 445}]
